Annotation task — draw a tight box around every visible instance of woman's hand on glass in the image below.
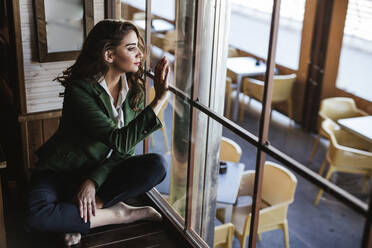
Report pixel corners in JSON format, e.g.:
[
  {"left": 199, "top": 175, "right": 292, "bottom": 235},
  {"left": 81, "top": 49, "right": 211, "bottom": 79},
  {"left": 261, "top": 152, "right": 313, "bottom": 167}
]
[
  {"left": 76, "top": 179, "right": 97, "bottom": 223},
  {"left": 150, "top": 57, "right": 170, "bottom": 115},
  {"left": 153, "top": 56, "right": 170, "bottom": 102}
]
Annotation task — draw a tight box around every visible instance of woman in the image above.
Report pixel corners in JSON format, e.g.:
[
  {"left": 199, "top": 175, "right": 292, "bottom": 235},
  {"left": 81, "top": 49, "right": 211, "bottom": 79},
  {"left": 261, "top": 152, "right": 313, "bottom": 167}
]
[{"left": 25, "top": 20, "right": 169, "bottom": 246}]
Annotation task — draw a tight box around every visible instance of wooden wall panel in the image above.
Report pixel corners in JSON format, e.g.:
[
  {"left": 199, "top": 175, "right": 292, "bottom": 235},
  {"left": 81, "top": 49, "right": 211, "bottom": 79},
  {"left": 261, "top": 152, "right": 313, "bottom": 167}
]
[
  {"left": 42, "top": 118, "right": 59, "bottom": 142},
  {"left": 18, "top": 110, "right": 61, "bottom": 181},
  {"left": 18, "top": 0, "right": 104, "bottom": 114},
  {"left": 27, "top": 120, "right": 43, "bottom": 169}
]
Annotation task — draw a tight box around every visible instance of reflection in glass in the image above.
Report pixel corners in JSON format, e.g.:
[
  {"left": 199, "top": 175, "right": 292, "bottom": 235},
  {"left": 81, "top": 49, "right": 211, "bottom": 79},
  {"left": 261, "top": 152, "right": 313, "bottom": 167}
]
[{"left": 44, "top": 0, "right": 84, "bottom": 53}]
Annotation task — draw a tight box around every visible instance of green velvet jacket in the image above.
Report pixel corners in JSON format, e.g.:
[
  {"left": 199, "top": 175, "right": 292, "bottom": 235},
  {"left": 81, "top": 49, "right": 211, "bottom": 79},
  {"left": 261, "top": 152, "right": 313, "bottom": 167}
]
[{"left": 36, "top": 79, "right": 162, "bottom": 188}]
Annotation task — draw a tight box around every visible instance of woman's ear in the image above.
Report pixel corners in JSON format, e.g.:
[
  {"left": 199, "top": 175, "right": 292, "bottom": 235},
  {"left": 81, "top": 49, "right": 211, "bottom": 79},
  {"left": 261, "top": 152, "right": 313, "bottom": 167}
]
[{"left": 104, "top": 49, "right": 114, "bottom": 64}]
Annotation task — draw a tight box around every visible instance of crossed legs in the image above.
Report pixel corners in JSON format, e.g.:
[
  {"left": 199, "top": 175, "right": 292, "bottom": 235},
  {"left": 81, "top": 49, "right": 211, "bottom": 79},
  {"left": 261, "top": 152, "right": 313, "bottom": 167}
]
[{"left": 26, "top": 153, "right": 166, "bottom": 246}]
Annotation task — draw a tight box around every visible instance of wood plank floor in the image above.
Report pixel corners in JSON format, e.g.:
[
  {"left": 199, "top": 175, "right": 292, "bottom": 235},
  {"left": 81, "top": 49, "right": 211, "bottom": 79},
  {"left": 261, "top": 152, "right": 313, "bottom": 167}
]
[
  {"left": 79, "top": 220, "right": 183, "bottom": 248},
  {"left": 4, "top": 191, "right": 193, "bottom": 248}
]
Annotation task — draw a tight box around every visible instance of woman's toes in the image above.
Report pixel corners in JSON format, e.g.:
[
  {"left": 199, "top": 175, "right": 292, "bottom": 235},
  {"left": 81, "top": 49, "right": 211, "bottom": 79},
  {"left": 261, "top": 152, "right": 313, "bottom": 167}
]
[
  {"left": 64, "top": 232, "right": 82, "bottom": 246},
  {"left": 146, "top": 207, "right": 162, "bottom": 222}
]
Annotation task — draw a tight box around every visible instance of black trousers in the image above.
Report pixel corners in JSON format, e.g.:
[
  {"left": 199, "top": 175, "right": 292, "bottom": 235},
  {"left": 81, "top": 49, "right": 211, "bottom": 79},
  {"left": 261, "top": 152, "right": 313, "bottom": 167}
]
[{"left": 25, "top": 153, "right": 166, "bottom": 234}]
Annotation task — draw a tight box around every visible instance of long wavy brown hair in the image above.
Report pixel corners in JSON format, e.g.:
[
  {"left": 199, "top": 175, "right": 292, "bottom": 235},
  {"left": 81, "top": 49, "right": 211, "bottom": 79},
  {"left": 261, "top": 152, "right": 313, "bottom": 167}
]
[{"left": 56, "top": 19, "right": 145, "bottom": 111}]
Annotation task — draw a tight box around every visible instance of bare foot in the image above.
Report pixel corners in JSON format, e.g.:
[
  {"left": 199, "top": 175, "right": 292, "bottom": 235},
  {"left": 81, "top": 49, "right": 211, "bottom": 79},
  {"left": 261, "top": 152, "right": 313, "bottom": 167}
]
[
  {"left": 112, "top": 202, "right": 162, "bottom": 224},
  {"left": 64, "top": 232, "right": 81, "bottom": 247}
]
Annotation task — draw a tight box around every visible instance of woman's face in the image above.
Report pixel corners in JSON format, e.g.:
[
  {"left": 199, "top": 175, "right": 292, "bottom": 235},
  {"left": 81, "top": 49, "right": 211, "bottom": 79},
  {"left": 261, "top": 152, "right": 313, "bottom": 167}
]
[{"left": 111, "top": 30, "right": 143, "bottom": 73}]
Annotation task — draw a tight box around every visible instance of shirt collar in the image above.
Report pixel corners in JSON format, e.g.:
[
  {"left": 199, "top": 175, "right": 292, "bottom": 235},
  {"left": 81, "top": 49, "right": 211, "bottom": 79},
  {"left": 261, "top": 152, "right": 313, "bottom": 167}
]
[{"left": 99, "top": 74, "right": 129, "bottom": 108}]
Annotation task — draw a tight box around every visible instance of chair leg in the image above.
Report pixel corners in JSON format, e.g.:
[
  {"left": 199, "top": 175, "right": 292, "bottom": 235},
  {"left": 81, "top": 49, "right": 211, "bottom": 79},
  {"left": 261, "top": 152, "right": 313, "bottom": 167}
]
[
  {"left": 225, "top": 88, "right": 232, "bottom": 118},
  {"left": 239, "top": 236, "right": 247, "bottom": 248},
  {"left": 314, "top": 167, "right": 334, "bottom": 205},
  {"left": 227, "top": 226, "right": 234, "bottom": 248},
  {"left": 150, "top": 134, "right": 155, "bottom": 147},
  {"left": 270, "top": 109, "right": 273, "bottom": 121},
  {"left": 161, "top": 126, "right": 169, "bottom": 153},
  {"left": 308, "top": 133, "right": 321, "bottom": 163},
  {"left": 283, "top": 220, "right": 290, "bottom": 248},
  {"left": 287, "top": 99, "right": 293, "bottom": 127},
  {"left": 239, "top": 94, "right": 245, "bottom": 122},
  {"left": 362, "top": 175, "right": 370, "bottom": 193},
  {"left": 318, "top": 156, "right": 328, "bottom": 176}
]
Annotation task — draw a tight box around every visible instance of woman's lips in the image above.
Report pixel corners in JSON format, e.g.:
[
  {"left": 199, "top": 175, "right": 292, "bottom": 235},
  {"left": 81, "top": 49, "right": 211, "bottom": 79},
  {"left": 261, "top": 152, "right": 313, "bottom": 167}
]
[{"left": 134, "top": 62, "right": 141, "bottom": 66}]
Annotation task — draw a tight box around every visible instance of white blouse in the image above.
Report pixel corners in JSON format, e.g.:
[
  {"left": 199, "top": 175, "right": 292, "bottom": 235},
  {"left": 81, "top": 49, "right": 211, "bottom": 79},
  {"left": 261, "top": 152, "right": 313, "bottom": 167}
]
[{"left": 99, "top": 74, "right": 129, "bottom": 158}]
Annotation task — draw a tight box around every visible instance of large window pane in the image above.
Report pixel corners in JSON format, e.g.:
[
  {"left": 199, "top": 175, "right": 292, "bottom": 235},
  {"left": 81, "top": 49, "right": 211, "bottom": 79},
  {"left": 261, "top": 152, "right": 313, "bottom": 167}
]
[
  {"left": 336, "top": 0, "right": 372, "bottom": 101},
  {"left": 229, "top": 0, "right": 305, "bottom": 70}
]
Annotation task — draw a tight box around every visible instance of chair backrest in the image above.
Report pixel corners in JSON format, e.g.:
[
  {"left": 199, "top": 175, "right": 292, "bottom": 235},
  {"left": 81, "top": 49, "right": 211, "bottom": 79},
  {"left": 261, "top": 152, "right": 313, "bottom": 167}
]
[
  {"left": 214, "top": 223, "right": 234, "bottom": 248},
  {"left": 261, "top": 161, "right": 297, "bottom": 205},
  {"left": 219, "top": 137, "right": 242, "bottom": 163},
  {"left": 132, "top": 12, "right": 146, "bottom": 20},
  {"left": 321, "top": 119, "right": 372, "bottom": 168},
  {"left": 228, "top": 47, "right": 239, "bottom": 57},
  {"left": 162, "top": 31, "right": 176, "bottom": 54},
  {"left": 319, "top": 97, "right": 363, "bottom": 121},
  {"left": 272, "top": 74, "right": 296, "bottom": 103}
]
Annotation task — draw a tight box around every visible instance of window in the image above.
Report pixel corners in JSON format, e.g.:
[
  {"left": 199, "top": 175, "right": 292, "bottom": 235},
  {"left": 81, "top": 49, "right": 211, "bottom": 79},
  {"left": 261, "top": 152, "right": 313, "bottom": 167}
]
[
  {"left": 229, "top": 0, "right": 305, "bottom": 69},
  {"left": 137, "top": 0, "right": 371, "bottom": 246},
  {"left": 122, "top": 0, "right": 175, "bottom": 21},
  {"left": 336, "top": 0, "right": 372, "bottom": 101}
]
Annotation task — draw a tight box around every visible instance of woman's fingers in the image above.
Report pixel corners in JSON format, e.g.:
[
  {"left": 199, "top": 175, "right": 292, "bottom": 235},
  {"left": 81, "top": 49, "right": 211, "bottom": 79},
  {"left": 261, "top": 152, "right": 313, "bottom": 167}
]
[
  {"left": 79, "top": 198, "right": 96, "bottom": 223},
  {"left": 79, "top": 199, "right": 84, "bottom": 219},
  {"left": 162, "top": 60, "right": 170, "bottom": 81},
  {"left": 92, "top": 199, "right": 96, "bottom": 217},
  {"left": 164, "top": 65, "right": 170, "bottom": 87},
  {"left": 83, "top": 198, "right": 88, "bottom": 223},
  {"left": 155, "top": 57, "right": 167, "bottom": 80},
  {"left": 155, "top": 57, "right": 165, "bottom": 77},
  {"left": 87, "top": 200, "right": 92, "bottom": 222}
]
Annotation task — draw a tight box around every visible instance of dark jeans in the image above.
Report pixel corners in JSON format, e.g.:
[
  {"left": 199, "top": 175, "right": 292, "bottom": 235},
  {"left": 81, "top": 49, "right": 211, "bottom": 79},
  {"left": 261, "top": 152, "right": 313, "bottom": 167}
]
[{"left": 25, "top": 153, "right": 166, "bottom": 234}]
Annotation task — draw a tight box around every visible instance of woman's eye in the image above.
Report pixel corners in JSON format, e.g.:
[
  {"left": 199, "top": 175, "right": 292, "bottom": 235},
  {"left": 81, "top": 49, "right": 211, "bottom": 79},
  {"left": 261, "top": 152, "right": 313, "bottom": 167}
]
[{"left": 128, "top": 47, "right": 135, "bottom": 51}]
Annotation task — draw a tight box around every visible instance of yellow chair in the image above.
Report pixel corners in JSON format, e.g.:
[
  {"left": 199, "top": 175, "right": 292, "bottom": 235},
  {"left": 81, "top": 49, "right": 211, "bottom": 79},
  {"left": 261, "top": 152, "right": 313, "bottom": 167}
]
[
  {"left": 217, "top": 161, "right": 297, "bottom": 248},
  {"left": 156, "top": 30, "right": 176, "bottom": 54},
  {"left": 239, "top": 74, "right": 296, "bottom": 125},
  {"left": 228, "top": 47, "right": 239, "bottom": 57},
  {"left": 132, "top": 12, "right": 146, "bottom": 21},
  {"left": 220, "top": 137, "right": 242, "bottom": 163},
  {"left": 308, "top": 97, "right": 367, "bottom": 163},
  {"left": 224, "top": 47, "right": 240, "bottom": 118},
  {"left": 149, "top": 87, "right": 169, "bottom": 152},
  {"left": 214, "top": 223, "right": 235, "bottom": 248},
  {"left": 314, "top": 119, "right": 372, "bottom": 205},
  {"left": 224, "top": 77, "right": 233, "bottom": 118}
]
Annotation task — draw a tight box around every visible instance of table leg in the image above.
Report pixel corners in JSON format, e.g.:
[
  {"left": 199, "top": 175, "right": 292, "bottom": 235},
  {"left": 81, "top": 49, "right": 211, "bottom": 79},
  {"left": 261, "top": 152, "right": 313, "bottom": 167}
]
[
  {"left": 224, "top": 205, "right": 233, "bottom": 223},
  {"left": 232, "top": 75, "right": 242, "bottom": 121},
  {"left": 216, "top": 203, "right": 233, "bottom": 223}
]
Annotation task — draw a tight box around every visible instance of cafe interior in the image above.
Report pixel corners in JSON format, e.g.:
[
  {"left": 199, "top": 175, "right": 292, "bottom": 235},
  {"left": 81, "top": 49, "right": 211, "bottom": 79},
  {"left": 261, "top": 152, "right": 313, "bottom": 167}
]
[{"left": 0, "top": 0, "right": 371, "bottom": 247}]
